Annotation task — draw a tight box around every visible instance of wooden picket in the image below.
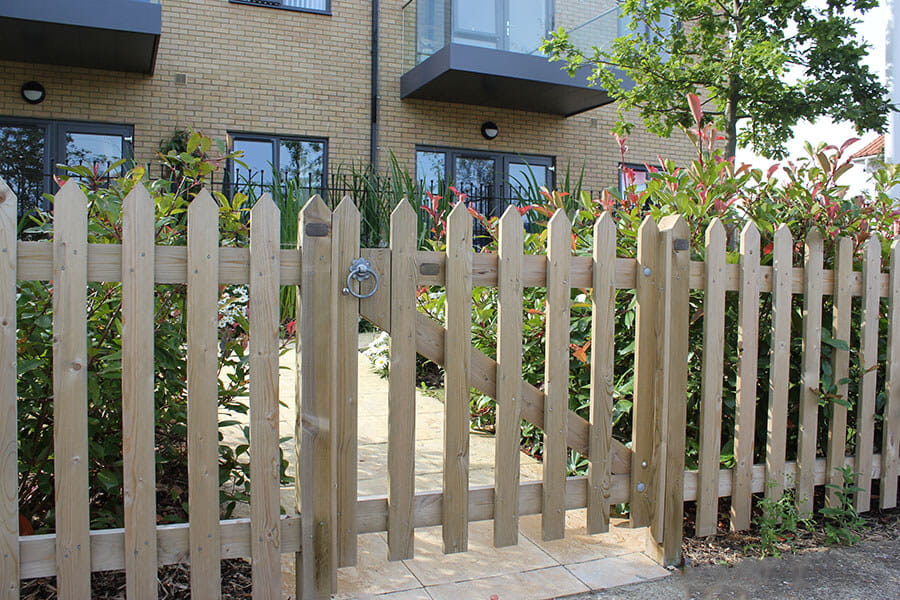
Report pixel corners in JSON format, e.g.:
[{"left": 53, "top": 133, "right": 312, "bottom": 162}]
[
  {"left": 766, "top": 225, "right": 793, "bottom": 500},
  {"left": 249, "top": 194, "right": 282, "bottom": 598},
  {"left": 696, "top": 218, "right": 726, "bottom": 536},
  {"left": 730, "top": 222, "right": 760, "bottom": 531},
  {"left": 388, "top": 200, "right": 417, "bottom": 560},
  {"left": 587, "top": 212, "right": 615, "bottom": 535},
  {"left": 0, "top": 178, "right": 17, "bottom": 600},
  {"left": 52, "top": 181, "right": 91, "bottom": 599},
  {"left": 798, "top": 231, "right": 824, "bottom": 516},
  {"left": 494, "top": 207, "right": 524, "bottom": 546},
  {"left": 825, "top": 237, "right": 853, "bottom": 508},
  {"left": 7, "top": 173, "right": 900, "bottom": 596},
  {"left": 121, "top": 184, "right": 158, "bottom": 600},
  {"left": 543, "top": 209, "right": 571, "bottom": 541},
  {"left": 856, "top": 236, "right": 881, "bottom": 512},
  {"left": 187, "top": 191, "right": 222, "bottom": 598},
  {"left": 443, "top": 202, "right": 472, "bottom": 554}
]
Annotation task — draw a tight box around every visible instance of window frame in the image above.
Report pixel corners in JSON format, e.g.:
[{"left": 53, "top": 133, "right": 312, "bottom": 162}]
[
  {"left": 228, "top": 0, "right": 331, "bottom": 16},
  {"left": 618, "top": 162, "right": 650, "bottom": 194},
  {"left": 228, "top": 131, "right": 329, "bottom": 195}
]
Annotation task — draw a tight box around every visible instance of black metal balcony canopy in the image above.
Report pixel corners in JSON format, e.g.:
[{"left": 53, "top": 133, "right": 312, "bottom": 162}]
[
  {"left": 0, "top": 0, "right": 161, "bottom": 74},
  {"left": 400, "top": 43, "right": 623, "bottom": 117}
]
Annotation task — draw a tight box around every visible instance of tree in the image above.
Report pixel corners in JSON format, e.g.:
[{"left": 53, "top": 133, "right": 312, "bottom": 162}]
[{"left": 541, "top": 0, "right": 892, "bottom": 158}]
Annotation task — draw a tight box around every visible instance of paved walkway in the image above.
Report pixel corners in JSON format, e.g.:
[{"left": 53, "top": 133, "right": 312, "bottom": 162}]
[{"left": 222, "top": 334, "right": 669, "bottom": 599}]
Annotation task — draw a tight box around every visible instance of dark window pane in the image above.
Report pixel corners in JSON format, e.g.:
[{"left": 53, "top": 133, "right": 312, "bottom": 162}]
[
  {"left": 0, "top": 125, "right": 46, "bottom": 215},
  {"left": 233, "top": 138, "right": 275, "bottom": 194},
  {"left": 279, "top": 139, "right": 325, "bottom": 189},
  {"left": 416, "top": 151, "right": 446, "bottom": 191},
  {"left": 65, "top": 132, "right": 125, "bottom": 173}
]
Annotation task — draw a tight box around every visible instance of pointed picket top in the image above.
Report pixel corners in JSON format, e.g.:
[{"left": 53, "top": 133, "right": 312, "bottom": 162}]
[
  {"left": 301, "top": 194, "right": 332, "bottom": 227},
  {"left": 391, "top": 198, "right": 416, "bottom": 233},
  {"left": 335, "top": 195, "right": 360, "bottom": 220},
  {"left": 251, "top": 192, "right": 280, "bottom": 221},
  {"left": 123, "top": 183, "right": 154, "bottom": 229},
  {"left": 594, "top": 211, "right": 614, "bottom": 242},
  {"left": 863, "top": 233, "right": 882, "bottom": 264},
  {"left": 498, "top": 204, "right": 521, "bottom": 228},
  {"left": 447, "top": 200, "right": 472, "bottom": 246},
  {"left": 188, "top": 188, "right": 218, "bottom": 220},
  {"left": 637, "top": 214, "right": 659, "bottom": 238},
  {"left": 54, "top": 177, "right": 88, "bottom": 214},
  {"left": 705, "top": 217, "right": 726, "bottom": 247},
  {"left": 547, "top": 207, "right": 570, "bottom": 229},
  {"left": 740, "top": 220, "right": 760, "bottom": 248},
  {"left": 658, "top": 213, "right": 689, "bottom": 238},
  {"left": 447, "top": 199, "right": 471, "bottom": 223},
  {"left": 773, "top": 223, "right": 792, "bottom": 244},
  {"left": 0, "top": 173, "right": 16, "bottom": 230}
]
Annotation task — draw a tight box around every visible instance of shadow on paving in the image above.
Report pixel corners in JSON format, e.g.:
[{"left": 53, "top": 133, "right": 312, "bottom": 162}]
[{"left": 557, "top": 538, "right": 900, "bottom": 600}]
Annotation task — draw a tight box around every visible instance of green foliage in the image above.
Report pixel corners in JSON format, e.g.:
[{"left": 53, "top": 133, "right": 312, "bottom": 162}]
[
  {"left": 541, "top": 0, "right": 892, "bottom": 158},
  {"left": 752, "top": 486, "right": 813, "bottom": 558},
  {"left": 18, "top": 131, "right": 290, "bottom": 532},
  {"left": 821, "top": 466, "right": 866, "bottom": 545}
]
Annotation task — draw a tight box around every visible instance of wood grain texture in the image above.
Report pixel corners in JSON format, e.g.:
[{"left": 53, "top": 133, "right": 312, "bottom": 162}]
[
  {"left": 826, "top": 238, "right": 853, "bottom": 508},
  {"left": 648, "top": 216, "right": 690, "bottom": 567},
  {"left": 696, "top": 219, "right": 727, "bottom": 537},
  {"left": 882, "top": 239, "right": 900, "bottom": 509},
  {"left": 443, "top": 202, "right": 472, "bottom": 554},
  {"left": 15, "top": 242, "right": 895, "bottom": 299},
  {"left": 297, "top": 197, "right": 337, "bottom": 598},
  {"left": 332, "top": 197, "right": 360, "bottom": 567},
  {"left": 631, "top": 216, "right": 660, "bottom": 528},
  {"left": 18, "top": 454, "right": 882, "bottom": 579},
  {"left": 587, "top": 213, "right": 615, "bottom": 535},
  {"left": 856, "top": 236, "right": 881, "bottom": 512},
  {"left": 542, "top": 210, "right": 571, "bottom": 542},
  {"left": 249, "top": 195, "right": 282, "bottom": 598},
  {"left": 121, "top": 184, "right": 158, "bottom": 600},
  {"left": 52, "top": 181, "right": 91, "bottom": 599},
  {"left": 766, "top": 225, "right": 793, "bottom": 500},
  {"left": 797, "top": 231, "right": 824, "bottom": 516},
  {"left": 730, "top": 222, "right": 760, "bottom": 531},
  {"left": 187, "top": 190, "right": 222, "bottom": 598},
  {"left": 388, "top": 201, "right": 417, "bottom": 560},
  {"left": 0, "top": 178, "right": 17, "bottom": 600},
  {"left": 494, "top": 207, "right": 523, "bottom": 547}
]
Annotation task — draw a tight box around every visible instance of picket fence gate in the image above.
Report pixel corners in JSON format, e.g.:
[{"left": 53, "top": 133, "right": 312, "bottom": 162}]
[{"left": 1, "top": 178, "right": 898, "bottom": 599}]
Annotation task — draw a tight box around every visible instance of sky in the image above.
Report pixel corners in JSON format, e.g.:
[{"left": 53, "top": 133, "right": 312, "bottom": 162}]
[{"left": 734, "top": 1, "right": 889, "bottom": 179}]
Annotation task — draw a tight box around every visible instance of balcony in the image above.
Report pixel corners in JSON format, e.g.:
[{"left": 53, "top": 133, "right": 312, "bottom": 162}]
[
  {"left": 400, "top": 0, "right": 624, "bottom": 117},
  {"left": 0, "top": 0, "right": 162, "bottom": 74}
]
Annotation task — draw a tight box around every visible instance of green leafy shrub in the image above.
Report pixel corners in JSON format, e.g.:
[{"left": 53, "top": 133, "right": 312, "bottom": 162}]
[
  {"left": 17, "top": 131, "right": 290, "bottom": 532},
  {"left": 821, "top": 466, "right": 866, "bottom": 545},
  {"left": 752, "top": 486, "right": 813, "bottom": 558}
]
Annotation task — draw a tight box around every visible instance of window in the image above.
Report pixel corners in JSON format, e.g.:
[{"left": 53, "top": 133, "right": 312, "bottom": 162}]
[
  {"left": 619, "top": 163, "right": 649, "bottom": 193},
  {"left": 0, "top": 117, "right": 132, "bottom": 216},
  {"left": 228, "top": 133, "right": 327, "bottom": 197},
  {"left": 229, "top": 0, "right": 330, "bottom": 15},
  {"left": 416, "top": 146, "right": 554, "bottom": 217}
]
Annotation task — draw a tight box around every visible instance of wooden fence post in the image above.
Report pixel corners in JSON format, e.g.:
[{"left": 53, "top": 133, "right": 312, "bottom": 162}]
[
  {"left": 333, "top": 197, "right": 360, "bottom": 567},
  {"left": 0, "top": 178, "right": 18, "bottom": 600},
  {"left": 882, "top": 239, "right": 900, "bottom": 509},
  {"left": 249, "top": 194, "right": 282, "bottom": 598},
  {"left": 53, "top": 181, "right": 91, "bottom": 599},
  {"left": 297, "top": 197, "right": 338, "bottom": 599},
  {"left": 646, "top": 215, "right": 690, "bottom": 567},
  {"left": 631, "top": 216, "right": 660, "bottom": 528},
  {"left": 187, "top": 191, "right": 222, "bottom": 599}
]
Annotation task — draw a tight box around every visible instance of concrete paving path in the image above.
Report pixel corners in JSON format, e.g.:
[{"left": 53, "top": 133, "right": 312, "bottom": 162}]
[
  {"left": 222, "top": 333, "right": 669, "bottom": 599},
  {"left": 560, "top": 537, "right": 900, "bottom": 600}
]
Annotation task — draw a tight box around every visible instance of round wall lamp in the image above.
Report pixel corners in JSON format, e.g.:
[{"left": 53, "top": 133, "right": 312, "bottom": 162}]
[
  {"left": 481, "top": 121, "right": 499, "bottom": 140},
  {"left": 21, "top": 81, "right": 46, "bottom": 105}
]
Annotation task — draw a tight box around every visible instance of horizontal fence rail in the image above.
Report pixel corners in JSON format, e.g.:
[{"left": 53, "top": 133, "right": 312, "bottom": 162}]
[{"left": 6, "top": 179, "right": 899, "bottom": 597}]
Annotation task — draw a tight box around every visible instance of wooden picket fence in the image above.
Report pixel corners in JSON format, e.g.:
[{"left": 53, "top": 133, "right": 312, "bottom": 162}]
[{"left": 2, "top": 177, "right": 898, "bottom": 599}]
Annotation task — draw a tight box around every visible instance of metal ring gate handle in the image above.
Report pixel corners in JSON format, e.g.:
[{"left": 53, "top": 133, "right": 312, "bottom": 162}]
[{"left": 342, "top": 257, "right": 380, "bottom": 299}]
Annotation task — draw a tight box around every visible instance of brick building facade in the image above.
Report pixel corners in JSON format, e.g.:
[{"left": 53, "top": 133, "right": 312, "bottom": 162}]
[{"left": 0, "top": 0, "right": 693, "bottom": 207}]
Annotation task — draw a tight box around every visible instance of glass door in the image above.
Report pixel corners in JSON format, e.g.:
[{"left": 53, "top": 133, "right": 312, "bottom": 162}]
[
  {"left": 55, "top": 121, "right": 133, "bottom": 183},
  {"left": 506, "top": 0, "right": 551, "bottom": 54},
  {"left": 0, "top": 121, "right": 50, "bottom": 218},
  {"left": 452, "top": 0, "right": 501, "bottom": 48}
]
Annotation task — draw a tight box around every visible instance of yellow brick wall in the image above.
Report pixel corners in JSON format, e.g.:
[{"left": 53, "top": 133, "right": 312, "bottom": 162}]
[{"left": 0, "top": 0, "right": 693, "bottom": 193}]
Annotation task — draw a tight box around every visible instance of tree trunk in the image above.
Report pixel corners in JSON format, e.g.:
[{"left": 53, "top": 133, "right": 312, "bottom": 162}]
[{"left": 724, "top": 84, "right": 739, "bottom": 159}]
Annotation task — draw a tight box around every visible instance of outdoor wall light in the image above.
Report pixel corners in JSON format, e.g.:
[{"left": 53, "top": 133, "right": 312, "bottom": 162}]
[
  {"left": 21, "top": 81, "right": 46, "bottom": 104},
  {"left": 481, "top": 121, "right": 499, "bottom": 140}
]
